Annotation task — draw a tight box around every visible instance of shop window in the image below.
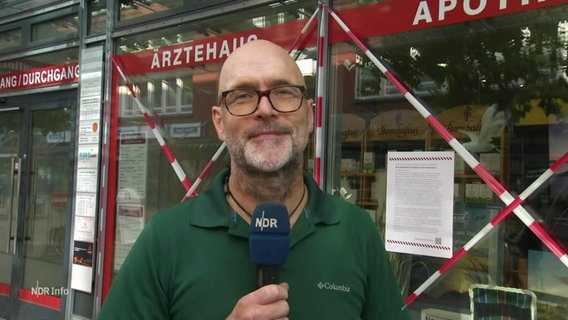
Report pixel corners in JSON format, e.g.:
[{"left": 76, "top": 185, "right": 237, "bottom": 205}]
[
  {"left": 119, "top": 78, "right": 193, "bottom": 118},
  {"left": 88, "top": 0, "right": 107, "bottom": 36},
  {"left": 32, "top": 14, "right": 79, "bottom": 43},
  {"left": 110, "top": 0, "right": 318, "bottom": 282},
  {"left": 117, "top": 0, "right": 239, "bottom": 24},
  {"left": 355, "top": 65, "right": 440, "bottom": 101},
  {"left": 119, "top": 84, "right": 142, "bottom": 117},
  {"left": 328, "top": 1, "right": 568, "bottom": 318},
  {"left": 0, "top": 48, "right": 78, "bottom": 73},
  {"left": 161, "top": 77, "right": 193, "bottom": 114},
  {"left": 118, "top": 0, "right": 183, "bottom": 22},
  {"left": 0, "top": 29, "right": 21, "bottom": 52}
]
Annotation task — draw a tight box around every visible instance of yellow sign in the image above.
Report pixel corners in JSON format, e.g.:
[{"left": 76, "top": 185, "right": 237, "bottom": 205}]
[{"left": 369, "top": 109, "right": 428, "bottom": 141}]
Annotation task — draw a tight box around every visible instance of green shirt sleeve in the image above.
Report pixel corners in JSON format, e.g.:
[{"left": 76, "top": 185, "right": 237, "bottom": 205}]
[
  {"left": 97, "top": 218, "right": 170, "bottom": 320},
  {"left": 362, "top": 228, "right": 411, "bottom": 320}
]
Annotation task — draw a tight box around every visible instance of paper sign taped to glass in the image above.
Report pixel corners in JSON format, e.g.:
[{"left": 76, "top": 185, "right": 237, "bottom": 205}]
[{"left": 385, "top": 151, "right": 455, "bottom": 258}]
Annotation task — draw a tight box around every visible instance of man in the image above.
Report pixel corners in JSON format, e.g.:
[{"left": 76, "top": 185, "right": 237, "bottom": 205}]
[{"left": 98, "top": 39, "right": 410, "bottom": 319}]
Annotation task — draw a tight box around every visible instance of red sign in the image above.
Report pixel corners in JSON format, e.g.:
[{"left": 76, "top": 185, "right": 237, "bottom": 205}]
[
  {"left": 114, "top": 0, "right": 564, "bottom": 76},
  {"left": 329, "top": 0, "right": 565, "bottom": 41},
  {"left": 0, "top": 63, "right": 79, "bottom": 92},
  {"left": 50, "top": 193, "right": 69, "bottom": 208},
  {"left": 114, "top": 25, "right": 310, "bottom": 76}
]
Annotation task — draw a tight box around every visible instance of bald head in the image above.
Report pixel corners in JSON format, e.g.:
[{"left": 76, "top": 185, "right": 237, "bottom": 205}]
[{"left": 218, "top": 40, "right": 306, "bottom": 96}]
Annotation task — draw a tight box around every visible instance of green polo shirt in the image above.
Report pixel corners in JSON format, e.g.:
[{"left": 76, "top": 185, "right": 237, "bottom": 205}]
[{"left": 98, "top": 168, "right": 410, "bottom": 319}]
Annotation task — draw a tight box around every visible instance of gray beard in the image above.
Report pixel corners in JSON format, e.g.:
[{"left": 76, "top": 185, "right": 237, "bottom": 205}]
[
  {"left": 227, "top": 144, "right": 304, "bottom": 201},
  {"left": 241, "top": 161, "right": 300, "bottom": 201},
  {"left": 223, "top": 117, "right": 310, "bottom": 200}
]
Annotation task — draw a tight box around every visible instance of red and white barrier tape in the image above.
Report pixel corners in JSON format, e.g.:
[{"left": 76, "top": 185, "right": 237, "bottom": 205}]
[
  {"left": 181, "top": 142, "right": 226, "bottom": 202},
  {"left": 405, "top": 152, "right": 568, "bottom": 307},
  {"left": 290, "top": 3, "right": 321, "bottom": 60},
  {"left": 110, "top": 55, "right": 193, "bottom": 191},
  {"left": 313, "top": 5, "right": 327, "bottom": 187},
  {"left": 321, "top": 2, "right": 568, "bottom": 307}
]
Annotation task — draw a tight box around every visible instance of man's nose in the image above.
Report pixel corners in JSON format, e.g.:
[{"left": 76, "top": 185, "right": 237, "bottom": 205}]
[{"left": 255, "top": 95, "right": 278, "bottom": 116}]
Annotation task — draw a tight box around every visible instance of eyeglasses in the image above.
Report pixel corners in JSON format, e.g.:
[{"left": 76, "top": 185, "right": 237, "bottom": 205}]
[{"left": 219, "top": 85, "right": 307, "bottom": 116}]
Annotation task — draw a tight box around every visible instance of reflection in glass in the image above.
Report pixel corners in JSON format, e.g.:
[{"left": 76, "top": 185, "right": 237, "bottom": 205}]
[
  {"left": 0, "top": 29, "right": 21, "bottom": 52},
  {"left": 32, "top": 15, "right": 79, "bottom": 43},
  {"left": 117, "top": 1, "right": 316, "bottom": 54},
  {"left": 88, "top": 0, "right": 107, "bottom": 35},
  {"left": 0, "top": 48, "right": 79, "bottom": 76},
  {"left": 0, "top": 111, "right": 20, "bottom": 286},
  {"left": 22, "top": 108, "right": 72, "bottom": 294},
  {"left": 119, "top": 0, "right": 183, "bottom": 22},
  {"left": 118, "top": 78, "right": 194, "bottom": 117}
]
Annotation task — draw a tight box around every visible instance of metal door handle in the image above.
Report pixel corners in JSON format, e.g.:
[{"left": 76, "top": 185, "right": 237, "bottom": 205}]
[
  {"left": 7, "top": 157, "right": 22, "bottom": 255},
  {"left": 12, "top": 236, "right": 31, "bottom": 240}
]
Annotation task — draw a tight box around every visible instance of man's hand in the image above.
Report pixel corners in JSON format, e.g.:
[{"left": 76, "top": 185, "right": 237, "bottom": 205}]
[{"left": 227, "top": 283, "right": 289, "bottom": 320}]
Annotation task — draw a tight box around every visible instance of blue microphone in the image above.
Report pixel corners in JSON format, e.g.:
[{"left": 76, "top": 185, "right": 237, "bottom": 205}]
[{"left": 249, "top": 202, "right": 290, "bottom": 287}]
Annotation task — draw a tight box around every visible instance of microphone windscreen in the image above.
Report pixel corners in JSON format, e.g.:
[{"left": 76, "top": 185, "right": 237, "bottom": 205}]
[{"left": 249, "top": 202, "right": 290, "bottom": 267}]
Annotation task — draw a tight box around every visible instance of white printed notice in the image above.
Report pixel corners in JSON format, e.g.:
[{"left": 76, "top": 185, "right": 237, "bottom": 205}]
[{"left": 385, "top": 151, "right": 454, "bottom": 258}]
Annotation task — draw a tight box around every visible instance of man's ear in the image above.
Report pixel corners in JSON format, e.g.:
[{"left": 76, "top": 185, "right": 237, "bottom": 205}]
[
  {"left": 307, "top": 98, "right": 315, "bottom": 134},
  {"left": 212, "top": 106, "right": 225, "bottom": 141}
]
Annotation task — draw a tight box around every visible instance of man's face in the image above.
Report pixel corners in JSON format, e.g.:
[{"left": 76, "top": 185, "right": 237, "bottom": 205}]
[
  {"left": 222, "top": 100, "right": 312, "bottom": 173},
  {"left": 212, "top": 41, "right": 314, "bottom": 173}
]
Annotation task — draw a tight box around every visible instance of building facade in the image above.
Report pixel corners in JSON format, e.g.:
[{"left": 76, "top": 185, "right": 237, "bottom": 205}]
[{"left": 0, "top": 0, "right": 566, "bottom": 319}]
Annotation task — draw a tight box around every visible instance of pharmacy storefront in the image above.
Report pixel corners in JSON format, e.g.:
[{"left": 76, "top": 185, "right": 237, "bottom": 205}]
[
  {"left": 2, "top": 0, "right": 567, "bottom": 319},
  {"left": 88, "top": 1, "right": 567, "bottom": 319}
]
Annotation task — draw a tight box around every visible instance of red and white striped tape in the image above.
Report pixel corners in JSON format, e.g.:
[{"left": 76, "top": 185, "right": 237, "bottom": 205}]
[
  {"left": 313, "top": 5, "right": 327, "bottom": 187},
  {"left": 405, "top": 152, "right": 568, "bottom": 307},
  {"left": 322, "top": 2, "right": 568, "bottom": 307},
  {"left": 289, "top": 3, "right": 321, "bottom": 60},
  {"left": 181, "top": 142, "right": 226, "bottom": 201},
  {"left": 110, "top": 55, "right": 193, "bottom": 192}
]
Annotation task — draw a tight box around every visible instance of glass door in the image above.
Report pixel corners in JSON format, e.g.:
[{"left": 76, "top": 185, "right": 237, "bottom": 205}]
[
  {"left": 0, "top": 91, "right": 76, "bottom": 320},
  {"left": 0, "top": 108, "right": 20, "bottom": 319}
]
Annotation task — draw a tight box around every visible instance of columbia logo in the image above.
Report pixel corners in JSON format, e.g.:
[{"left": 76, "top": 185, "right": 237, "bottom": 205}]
[{"left": 317, "top": 282, "right": 351, "bottom": 293}]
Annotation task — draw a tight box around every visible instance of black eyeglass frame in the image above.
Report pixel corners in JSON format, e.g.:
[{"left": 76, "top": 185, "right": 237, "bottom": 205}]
[{"left": 219, "top": 85, "right": 308, "bottom": 116}]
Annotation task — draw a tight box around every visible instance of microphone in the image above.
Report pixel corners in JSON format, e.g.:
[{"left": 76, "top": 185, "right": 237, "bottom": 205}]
[{"left": 249, "top": 202, "right": 290, "bottom": 288}]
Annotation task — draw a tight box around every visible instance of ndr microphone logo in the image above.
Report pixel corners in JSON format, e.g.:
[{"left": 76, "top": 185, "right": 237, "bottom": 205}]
[{"left": 254, "top": 211, "right": 278, "bottom": 231}]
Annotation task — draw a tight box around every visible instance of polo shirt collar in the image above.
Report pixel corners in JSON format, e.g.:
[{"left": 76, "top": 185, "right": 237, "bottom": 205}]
[
  {"left": 189, "top": 167, "right": 340, "bottom": 228},
  {"left": 189, "top": 167, "right": 233, "bottom": 228},
  {"left": 303, "top": 171, "right": 339, "bottom": 225}
]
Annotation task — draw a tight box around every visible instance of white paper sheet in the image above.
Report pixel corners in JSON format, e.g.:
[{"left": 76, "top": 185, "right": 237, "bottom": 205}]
[{"left": 385, "top": 151, "right": 455, "bottom": 258}]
